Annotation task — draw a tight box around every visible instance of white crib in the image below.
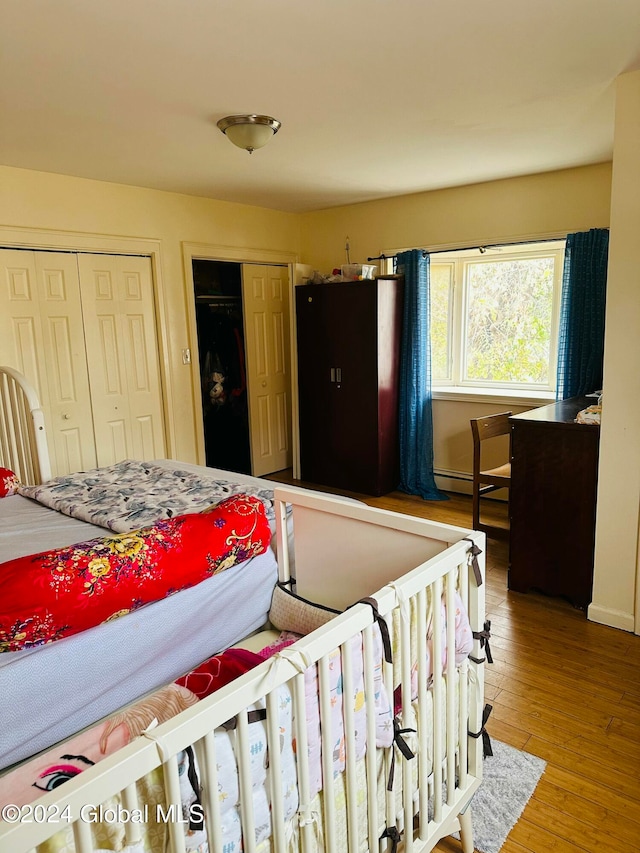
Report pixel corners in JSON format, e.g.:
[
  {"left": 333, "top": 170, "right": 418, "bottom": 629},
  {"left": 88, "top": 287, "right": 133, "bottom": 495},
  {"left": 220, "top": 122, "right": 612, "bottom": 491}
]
[
  {"left": 0, "top": 366, "right": 487, "bottom": 853},
  {"left": 0, "top": 488, "right": 486, "bottom": 853}
]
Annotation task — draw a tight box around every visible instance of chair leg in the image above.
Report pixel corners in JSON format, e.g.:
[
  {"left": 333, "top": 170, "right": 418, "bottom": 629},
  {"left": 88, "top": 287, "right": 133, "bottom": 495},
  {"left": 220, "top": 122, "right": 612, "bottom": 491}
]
[{"left": 472, "top": 484, "right": 480, "bottom": 531}]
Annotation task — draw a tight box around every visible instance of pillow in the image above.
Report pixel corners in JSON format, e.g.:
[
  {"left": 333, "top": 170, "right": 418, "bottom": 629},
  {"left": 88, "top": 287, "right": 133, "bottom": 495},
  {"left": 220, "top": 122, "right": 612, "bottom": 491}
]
[
  {"left": 0, "top": 493, "right": 270, "bottom": 652},
  {"left": 0, "top": 468, "right": 20, "bottom": 498},
  {"left": 268, "top": 583, "right": 340, "bottom": 635}
]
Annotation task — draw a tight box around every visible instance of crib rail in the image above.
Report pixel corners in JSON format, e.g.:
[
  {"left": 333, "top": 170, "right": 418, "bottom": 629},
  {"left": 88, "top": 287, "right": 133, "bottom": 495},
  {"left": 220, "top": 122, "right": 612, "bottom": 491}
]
[
  {"left": 0, "top": 493, "right": 485, "bottom": 853},
  {"left": 0, "top": 365, "right": 51, "bottom": 484}
]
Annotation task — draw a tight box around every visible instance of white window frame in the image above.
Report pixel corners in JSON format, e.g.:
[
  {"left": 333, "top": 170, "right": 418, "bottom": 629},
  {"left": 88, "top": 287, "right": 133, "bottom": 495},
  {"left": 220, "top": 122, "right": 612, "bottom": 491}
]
[{"left": 382, "top": 239, "right": 565, "bottom": 403}]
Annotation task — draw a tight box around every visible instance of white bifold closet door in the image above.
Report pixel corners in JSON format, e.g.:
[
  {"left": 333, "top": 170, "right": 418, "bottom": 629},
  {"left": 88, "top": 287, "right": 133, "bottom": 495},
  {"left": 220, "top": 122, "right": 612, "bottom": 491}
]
[{"left": 0, "top": 249, "right": 165, "bottom": 476}]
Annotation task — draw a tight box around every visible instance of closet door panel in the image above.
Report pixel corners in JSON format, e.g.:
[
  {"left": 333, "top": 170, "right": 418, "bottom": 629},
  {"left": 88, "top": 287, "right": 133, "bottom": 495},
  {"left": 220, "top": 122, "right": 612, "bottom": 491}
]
[
  {"left": 36, "top": 253, "right": 97, "bottom": 474},
  {"left": 0, "top": 250, "right": 96, "bottom": 476},
  {"left": 242, "top": 263, "right": 292, "bottom": 476},
  {"left": 117, "top": 260, "right": 165, "bottom": 461},
  {"left": 78, "top": 255, "right": 165, "bottom": 466},
  {"left": 0, "top": 251, "right": 48, "bottom": 409}
]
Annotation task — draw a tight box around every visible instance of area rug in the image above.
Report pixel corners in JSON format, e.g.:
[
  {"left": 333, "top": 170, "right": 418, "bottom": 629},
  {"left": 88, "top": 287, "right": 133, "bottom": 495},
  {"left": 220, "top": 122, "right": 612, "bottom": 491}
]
[{"left": 455, "top": 739, "right": 546, "bottom": 853}]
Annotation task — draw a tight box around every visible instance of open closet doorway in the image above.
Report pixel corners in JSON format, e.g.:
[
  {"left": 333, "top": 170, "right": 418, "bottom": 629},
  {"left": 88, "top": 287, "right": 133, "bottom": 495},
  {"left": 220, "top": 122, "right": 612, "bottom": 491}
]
[
  {"left": 192, "top": 258, "right": 293, "bottom": 477},
  {"left": 193, "top": 259, "right": 251, "bottom": 474}
]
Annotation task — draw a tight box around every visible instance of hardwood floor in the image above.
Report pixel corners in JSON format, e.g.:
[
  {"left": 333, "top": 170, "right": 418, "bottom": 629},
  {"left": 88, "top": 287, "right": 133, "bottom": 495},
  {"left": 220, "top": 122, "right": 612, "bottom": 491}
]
[{"left": 265, "top": 471, "right": 640, "bottom": 852}]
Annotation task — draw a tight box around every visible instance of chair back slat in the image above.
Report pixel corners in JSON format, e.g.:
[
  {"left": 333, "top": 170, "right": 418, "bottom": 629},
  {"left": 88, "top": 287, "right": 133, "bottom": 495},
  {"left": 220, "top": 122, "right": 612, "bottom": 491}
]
[{"left": 470, "top": 412, "right": 512, "bottom": 444}]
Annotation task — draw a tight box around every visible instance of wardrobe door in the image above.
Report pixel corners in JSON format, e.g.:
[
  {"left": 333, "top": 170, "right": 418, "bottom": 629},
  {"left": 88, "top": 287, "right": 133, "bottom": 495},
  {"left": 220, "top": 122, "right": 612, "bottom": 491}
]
[
  {"left": 0, "top": 249, "right": 97, "bottom": 475},
  {"left": 296, "top": 285, "right": 334, "bottom": 486},
  {"left": 323, "top": 282, "right": 379, "bottom": 492},
  {"left": 78, "top": 254, "right": 166, "bottom": 466}
]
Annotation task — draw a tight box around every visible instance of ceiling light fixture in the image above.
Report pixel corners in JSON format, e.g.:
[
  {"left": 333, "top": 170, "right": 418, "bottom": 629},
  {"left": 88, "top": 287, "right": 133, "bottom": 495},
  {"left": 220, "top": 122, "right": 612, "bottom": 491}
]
[{"left": 217, "top": 114, "right": 281, "bottom": 154}]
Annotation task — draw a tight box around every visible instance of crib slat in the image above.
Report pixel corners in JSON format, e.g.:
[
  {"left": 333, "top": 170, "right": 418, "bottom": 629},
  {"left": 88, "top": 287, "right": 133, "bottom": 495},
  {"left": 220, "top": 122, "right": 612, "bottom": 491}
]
[
  {"left": 266, "top": 689, "right": 287, "bottom": 853},
  {"left": 467, "top": 534, "right": 487, "bottom": 781},
  {"left": 458, "top": 559, "right": 469, "bottom": 791},
  {"left": 382, "top": 632, "right": 396, "bottom": 837},
  {"left": 121, "top": 783, "right": 143, "bottom": 846},
  {"left": 72, "top": 813, "right": 94, "bottom": 853},
  {"left": 292, "top": 672, "right": 314, "bottom": 853},
  {"left": 319, "top": 652, "right": 337, "bottom": 851},
  {"left": 163, "top": 753, "right": 187, "bottom": 853},
  {"left": 341, "top": 637, "right": 360, "bottom": 853},
  {"left": 236, "top": 708, "right": 257, "bottom": 853},
  {"left": 445, "top": 570, "right": 457, "bottom": 806},
  {"left": 432, "top": 575, "right": 444, "bottom": 825},
  {"left": 362, "top": 624, "right": 380, "bottom": 853},
  {"left": 416, "top": 587, "right": 429, "bottom": 842},
  {"left": 398, "top": 593, "right": 414, "bottom": 853},
  {"left": 194, "top": 732, "right": 224, "bottom": 853}
]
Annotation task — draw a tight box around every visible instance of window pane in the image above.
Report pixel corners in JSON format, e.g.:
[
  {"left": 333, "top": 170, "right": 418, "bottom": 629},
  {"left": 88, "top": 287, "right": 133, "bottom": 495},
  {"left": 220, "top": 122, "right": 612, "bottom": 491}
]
[
  {"left": 430, "top": 264, "right": 453, "bottom": 381},
  {"left": 464, "top": 257, "right": 555, "bottom": 384}
]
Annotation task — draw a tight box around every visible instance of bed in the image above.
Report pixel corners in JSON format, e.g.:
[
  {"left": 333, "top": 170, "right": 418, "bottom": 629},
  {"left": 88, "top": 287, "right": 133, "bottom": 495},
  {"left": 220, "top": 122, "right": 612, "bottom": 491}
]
[{"left": 0, "top": 366, "right": 488, "bottom": 853}]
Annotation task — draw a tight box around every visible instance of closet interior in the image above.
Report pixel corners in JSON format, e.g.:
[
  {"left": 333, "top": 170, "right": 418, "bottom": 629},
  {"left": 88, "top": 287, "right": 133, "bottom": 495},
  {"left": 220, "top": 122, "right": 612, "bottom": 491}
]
[{"left": 193, "top": 259, "right": 251, "bottom": 474}]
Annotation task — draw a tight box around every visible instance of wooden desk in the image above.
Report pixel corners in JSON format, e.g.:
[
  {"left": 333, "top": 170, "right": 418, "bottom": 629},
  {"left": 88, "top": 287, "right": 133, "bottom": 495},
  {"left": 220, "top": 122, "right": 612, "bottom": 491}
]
[{"left": 508, "top": 397, "right": 600, "bottom": 609}]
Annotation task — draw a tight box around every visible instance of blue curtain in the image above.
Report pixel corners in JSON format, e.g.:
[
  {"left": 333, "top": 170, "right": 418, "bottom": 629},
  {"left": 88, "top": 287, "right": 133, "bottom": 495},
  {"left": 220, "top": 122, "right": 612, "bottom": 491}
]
[
  {"left": 556, "top": 228, "right": 609, "bottom": 400},
  {"left": 396, "top": 249, "right": 448, "bottom": 501}
]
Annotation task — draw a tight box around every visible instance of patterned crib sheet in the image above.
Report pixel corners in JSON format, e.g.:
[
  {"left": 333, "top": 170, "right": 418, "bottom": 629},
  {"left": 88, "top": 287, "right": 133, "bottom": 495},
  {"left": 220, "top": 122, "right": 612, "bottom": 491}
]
[{"left": 18, "top": 459, "right": 280, "bottom": 533}]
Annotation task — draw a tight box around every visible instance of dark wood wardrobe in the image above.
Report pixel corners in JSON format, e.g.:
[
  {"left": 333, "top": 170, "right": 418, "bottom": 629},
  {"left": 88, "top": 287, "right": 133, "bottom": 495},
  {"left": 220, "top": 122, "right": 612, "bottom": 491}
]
[{"left": 295, "top": 274, "right": 404, "bottom": 496}]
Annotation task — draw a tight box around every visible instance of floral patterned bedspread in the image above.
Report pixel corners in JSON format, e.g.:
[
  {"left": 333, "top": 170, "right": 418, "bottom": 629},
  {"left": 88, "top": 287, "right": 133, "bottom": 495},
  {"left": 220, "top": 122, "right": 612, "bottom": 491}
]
[{"left": 17, "top": 459, "right": 279, "bottom": 533}]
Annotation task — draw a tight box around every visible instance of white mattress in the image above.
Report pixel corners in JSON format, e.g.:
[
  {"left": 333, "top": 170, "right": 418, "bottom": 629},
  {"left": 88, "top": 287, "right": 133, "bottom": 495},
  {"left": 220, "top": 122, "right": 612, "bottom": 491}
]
[
  {"left": 0, "top": 548, "right": 277, "bottom": 771},
  {"left": 0, "top": 463, "right": 285, "bottom": 771}
]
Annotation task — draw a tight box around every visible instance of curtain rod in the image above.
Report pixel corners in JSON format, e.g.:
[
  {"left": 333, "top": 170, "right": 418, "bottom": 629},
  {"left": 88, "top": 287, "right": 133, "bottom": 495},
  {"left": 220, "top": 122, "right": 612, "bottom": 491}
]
[{"left": 367, "top": 233, "right": 606, "bottom": 263}]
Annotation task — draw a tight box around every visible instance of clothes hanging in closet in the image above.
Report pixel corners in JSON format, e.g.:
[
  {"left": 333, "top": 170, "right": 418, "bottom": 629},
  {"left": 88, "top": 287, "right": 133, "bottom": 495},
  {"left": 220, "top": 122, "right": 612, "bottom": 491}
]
[{"left": 196, "top": 304, "right": 250, "bottom": 474}]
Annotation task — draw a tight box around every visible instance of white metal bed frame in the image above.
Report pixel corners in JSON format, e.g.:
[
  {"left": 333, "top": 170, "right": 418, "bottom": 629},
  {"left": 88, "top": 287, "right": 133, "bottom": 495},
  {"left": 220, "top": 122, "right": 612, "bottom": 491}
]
[
  {"left": 0, "top": 367, "right": 487, "bottom": 853},
  {"left": 0, "top": 365, "right": 51, "bottom": 485}
]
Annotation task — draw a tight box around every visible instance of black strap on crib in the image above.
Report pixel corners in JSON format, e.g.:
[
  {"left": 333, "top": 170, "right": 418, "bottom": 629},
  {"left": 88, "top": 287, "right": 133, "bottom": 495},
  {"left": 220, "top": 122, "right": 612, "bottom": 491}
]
[
  {"left": 380, "top": 825, "right": 402, "bottom": 853},
  {"left": 221, "top": 708, "right": 267, "bottom": 731},
  {"left": 184, "top": 746, "right": 205, "bottom": 831},
  {"left": 470, "top": 620, "right": 493, "bottom": 664},
  {"left": 462, "top": 538, "right": 483, "bottom": 586},
  {"left": 356, "top": 596, "right": 393, "bottom": 664},
  {"left": 387, "top": 718, "right": 416, "bottom": 791},
  {"left": 468, "top": 703, "right": 493, "bottom": 758}
]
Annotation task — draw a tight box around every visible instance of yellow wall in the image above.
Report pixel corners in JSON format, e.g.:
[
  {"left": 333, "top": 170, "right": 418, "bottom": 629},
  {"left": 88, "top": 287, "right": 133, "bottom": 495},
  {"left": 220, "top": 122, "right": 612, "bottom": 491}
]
[
  {"left": 299, "top": 163, "right": 612, "bottom": 272},
  {"left": 0, "top": 166, "right": 301, "bottom": 462},
  {"left": 590, "top": 70, "right": 640, "bottom": 633}
]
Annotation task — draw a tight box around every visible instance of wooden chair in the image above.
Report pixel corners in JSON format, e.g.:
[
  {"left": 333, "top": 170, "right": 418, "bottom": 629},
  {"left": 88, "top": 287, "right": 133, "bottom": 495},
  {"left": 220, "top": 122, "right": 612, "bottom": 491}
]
[{"left": 470, "top": 412, "right": 512, "bottom": 541}]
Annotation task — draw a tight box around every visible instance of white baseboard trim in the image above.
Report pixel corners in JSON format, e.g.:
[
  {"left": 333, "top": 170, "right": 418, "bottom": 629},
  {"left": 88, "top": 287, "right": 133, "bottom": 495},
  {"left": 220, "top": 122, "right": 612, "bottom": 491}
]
[
  {"left": 434, "top": 468, "right": 508, "bottom": 501},
  {"left": 587, "top": 603, "right": 635, "bottom": 633},
  {"left": 435, "top": 471, "right": 472, "bottom": 495}
]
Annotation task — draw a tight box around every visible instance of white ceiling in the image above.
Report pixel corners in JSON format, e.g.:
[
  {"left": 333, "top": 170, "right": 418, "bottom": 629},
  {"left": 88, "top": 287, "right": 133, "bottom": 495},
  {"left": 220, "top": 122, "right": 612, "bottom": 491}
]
[{"left": 2, "top": 0, "right": 640, "bottom": 213}]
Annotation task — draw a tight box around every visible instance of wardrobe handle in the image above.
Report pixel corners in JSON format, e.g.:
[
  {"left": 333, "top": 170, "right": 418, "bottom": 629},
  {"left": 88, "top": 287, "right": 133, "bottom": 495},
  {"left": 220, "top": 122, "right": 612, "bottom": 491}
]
[
  {"left": 336, "top": 368, "right": 342, "bottom": 382},
  {"left": 330, "top": 368, "right": 336, "bottom": 383}
]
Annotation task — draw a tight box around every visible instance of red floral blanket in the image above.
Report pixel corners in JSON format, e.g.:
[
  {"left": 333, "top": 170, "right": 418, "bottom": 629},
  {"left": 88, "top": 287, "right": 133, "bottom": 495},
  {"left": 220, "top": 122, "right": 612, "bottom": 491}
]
[{"left": 0, "top": 494, "right": 270, "bottom": 652}]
